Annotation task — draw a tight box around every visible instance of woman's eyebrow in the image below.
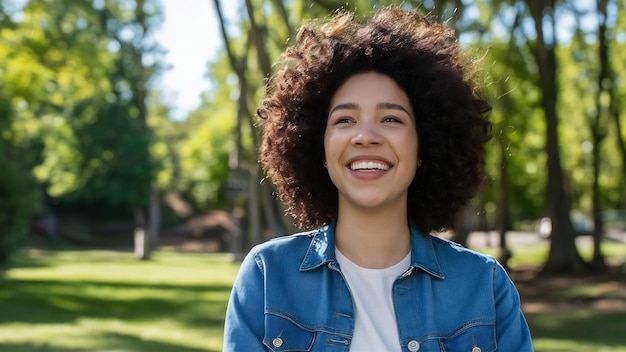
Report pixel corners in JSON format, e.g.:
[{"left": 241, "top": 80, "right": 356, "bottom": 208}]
[
  {"left": 377, "top": 102, "right": 410, "bottom": 115},
  {"left": 329, "top": 102, "right": 359, "bottom": 115},
  {"left": 330, "top": 102, "right": 410, "bottom": 115}
]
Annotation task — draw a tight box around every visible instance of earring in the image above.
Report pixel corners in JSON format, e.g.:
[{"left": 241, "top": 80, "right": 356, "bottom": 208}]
[{"left": 417, "top": 159, "right": 422, "bottom": 166}]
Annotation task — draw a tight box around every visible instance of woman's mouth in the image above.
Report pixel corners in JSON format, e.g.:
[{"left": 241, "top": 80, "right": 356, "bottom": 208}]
[{"left": 349, "top": 160, "right": 391, "bottom": 171}]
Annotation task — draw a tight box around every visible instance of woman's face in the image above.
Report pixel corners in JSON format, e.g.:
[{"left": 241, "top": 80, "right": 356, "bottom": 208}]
[{"left": 324, "top": 72, "right": 419, "bottom": 213}]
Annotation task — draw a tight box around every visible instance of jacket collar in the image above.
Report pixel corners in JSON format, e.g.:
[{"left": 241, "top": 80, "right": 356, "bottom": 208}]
[{"left": 299, "top": 222, "right": 445, "bottom": 279}]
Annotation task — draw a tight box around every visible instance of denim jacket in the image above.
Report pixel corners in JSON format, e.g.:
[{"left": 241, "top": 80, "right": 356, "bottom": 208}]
[{"left": 224, "top": 223, "right": 533, "bottom": 351}]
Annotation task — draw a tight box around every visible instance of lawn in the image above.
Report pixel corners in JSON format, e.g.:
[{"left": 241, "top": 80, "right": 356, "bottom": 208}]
[
  {"left": 0, "top": 248, "right": 239, "bottom": 352},
  {"left": 474, "top": 238, "right": 626, "bottom": 352},
  {"left": 1, "top": 239, "right": 625, "bottom": 351},
  {"left": 519, "top": 245, "right": 626, "bottom": 352}
]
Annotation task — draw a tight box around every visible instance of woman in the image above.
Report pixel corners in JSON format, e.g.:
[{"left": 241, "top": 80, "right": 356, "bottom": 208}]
[{"left": 224, "top": 6, "right": 532, "bottom": 352}]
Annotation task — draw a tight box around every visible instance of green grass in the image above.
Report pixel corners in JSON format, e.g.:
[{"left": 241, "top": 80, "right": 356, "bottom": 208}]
[
  {"left": 470, "top": 239, "right": 626, "bottom": 352},
  {"left": 471, "top": 238, "right": 626, "bottom": 269},
  {"left": 1, "top": 240, "right": 625, "bottom": 352},
  {"left": 0, "top": 248, "right": 239, "bottom": 352},
  {"left": 529, "top": 310, "right": 626, "bottom": 352}
]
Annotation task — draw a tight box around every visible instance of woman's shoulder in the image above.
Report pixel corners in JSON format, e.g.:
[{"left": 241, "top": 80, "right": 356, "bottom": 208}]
[
  {"left": 426, "top": 234, "right": 511, "bottom": 288},
  {"left": 237, "top": 229, "right": 328, "bottom": 275},
  {"left": 429, "top": 234, "right": 498, "bottom": 266},
  {"left": 249, "top": 229, "right": 319, "bottom": 258}
]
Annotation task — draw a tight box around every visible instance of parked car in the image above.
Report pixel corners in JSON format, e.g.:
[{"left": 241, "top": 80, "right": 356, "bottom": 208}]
[
  {"left": 536, "top": 209, "right": 626, "bottom": 239},
  {"left": 536, "top": 212, "right": 594, "bottom": 238}
]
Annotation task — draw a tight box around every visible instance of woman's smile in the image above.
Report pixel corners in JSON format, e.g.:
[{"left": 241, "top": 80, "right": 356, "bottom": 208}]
[
  {"left": 349, "top": 160, "right": 391, "bottom": 171},
  {"left": 346, "top": 156, "right": 393, "bottom": 181}
]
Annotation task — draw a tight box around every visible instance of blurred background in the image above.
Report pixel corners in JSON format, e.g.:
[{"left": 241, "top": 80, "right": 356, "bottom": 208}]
[{"left": 1, "top": 0, "right": 625, "bottom": 351}]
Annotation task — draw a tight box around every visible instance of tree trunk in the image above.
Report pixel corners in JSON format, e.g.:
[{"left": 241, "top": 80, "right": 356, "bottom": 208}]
[
  {"left": 148, "top": 183, "right": 160, "bottom": 247},
  {"left": 588, "top": 0, "right": 611, "bottom": 272},
  {"left": 524, "top": 0, "right": 587, "bottom": 275},
  {"left": 590, "top": 126, "right": 606, "bottom": 271},
  {"left": 129, "top": 0, "right": 154, "bottom": 260},
  {"left": 247, "top": 164, "right": 262, "bottom": 250},
  {"left": 215, "top": 0, "right": 291, "bottom": 251},
  {"left": 611, "top": 104, "right": 626, "bottom": 207},
  {"left": 608, "top": 51, "right": 626, "bottom": 207},
  {"left": 453, "top": 207, "right": 471, "bottom": 248},
  {"left": 134, "top": 207, "right": 150, "bottom": 260},
  {"left": 496, "top": 139, "right": 512, "bottom": 270}
]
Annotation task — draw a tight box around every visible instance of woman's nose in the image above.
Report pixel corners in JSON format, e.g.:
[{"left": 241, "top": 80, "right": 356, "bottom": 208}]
[{"left": 351, "top": 123, "right": 382, "bottom": 146}]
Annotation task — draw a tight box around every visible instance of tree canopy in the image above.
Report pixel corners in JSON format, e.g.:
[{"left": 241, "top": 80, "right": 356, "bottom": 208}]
[{"left": 1, "top": 0, "right": 625, "bottom": 275}]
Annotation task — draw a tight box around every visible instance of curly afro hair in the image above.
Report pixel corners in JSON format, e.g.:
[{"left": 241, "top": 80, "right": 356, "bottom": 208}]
[{"left": 257, "top": 6, "right": 491, "bottom": 233}]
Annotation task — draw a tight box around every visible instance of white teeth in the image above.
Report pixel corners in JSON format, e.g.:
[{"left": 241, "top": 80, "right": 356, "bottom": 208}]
[{"left": 350, "top": 161, "right": 390, "bottom": 171}]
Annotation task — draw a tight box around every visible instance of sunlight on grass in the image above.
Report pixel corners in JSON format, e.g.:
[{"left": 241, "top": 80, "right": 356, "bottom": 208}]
[
  {"left": 533, "top": 339, "right": 626, "bottom": 352},
  {"left": 0, "top": 248, "right": 240, "bottom": 352},
  {"left": 529, "top": 310, "right": 626, "bottom": 352},
  {"left": 2, "top": 241, "right": 625, "bottom": 351},
  {"left": 471, "top": 238, "right": 626, "bottom": 270},
  {"left": 509, "top": 243, "right": 550, "bottom": 267}
]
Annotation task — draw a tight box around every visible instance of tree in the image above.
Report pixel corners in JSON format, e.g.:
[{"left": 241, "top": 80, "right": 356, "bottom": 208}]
[
  {"left": 481, "top": 1, "right": 549, "bottom": 267},
  {"left": 584, "top": 0, "right": 613, "bottom": 272},
  {"left": 99, "top": 0, "right": 164, "bottom": 259},
  {"left": 523, "top": 0, "right": 587, "bottom": 275},
  {"left": 212, "top": 0, "right": 300, "bottom": 256},
  {"left": 609, "top": 0, "right": 626, "bottom": 207},
  {"left": 0, "top": 0, "right": 112, "bottom": 259},
  {"left": 0, "top": 84, "right": 41, "bottom": 265},
  {"left": 0, "top": 0, "right": 165, "bottom": 259}
]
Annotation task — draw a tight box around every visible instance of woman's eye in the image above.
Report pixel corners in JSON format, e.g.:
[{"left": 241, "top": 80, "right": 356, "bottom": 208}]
[
  {"left": 335, "top": 117, "right": 354, "bottom": 124},
  {"left": 383, "top": 116, "right": 401, "bottom": 123}
]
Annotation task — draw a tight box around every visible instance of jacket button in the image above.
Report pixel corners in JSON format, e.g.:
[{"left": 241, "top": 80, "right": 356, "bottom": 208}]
[
  {"left": 472, "top": 347, "right": 481, "bottom": 352},
  {"left": 408, "top": 340, "right": 420, "bottom": 351},
  {"left": 272, "top": 337, "right": 283, "bottom": 348}
]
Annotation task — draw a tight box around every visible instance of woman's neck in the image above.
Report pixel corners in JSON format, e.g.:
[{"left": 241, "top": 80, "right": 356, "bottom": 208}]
[{"left": 334, "top": 207, "right": 411, "bottom": 269}]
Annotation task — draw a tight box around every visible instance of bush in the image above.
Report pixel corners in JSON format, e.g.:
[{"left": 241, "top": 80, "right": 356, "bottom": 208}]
[{"left": 0, "top": 92, "right": 40, "bottom": 265}]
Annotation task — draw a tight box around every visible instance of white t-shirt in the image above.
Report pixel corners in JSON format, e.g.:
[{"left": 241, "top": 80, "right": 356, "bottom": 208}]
[{"left": 335, "top": 249, "right": 411, "bottom": 352}]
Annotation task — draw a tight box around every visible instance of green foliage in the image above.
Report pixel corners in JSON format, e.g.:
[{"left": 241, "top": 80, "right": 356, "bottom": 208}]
[
  {"left": 0, "top": 86, "right": 40, "bottom": 264},
  {"left": 1, "top": 0, "right": 625, "bottom": 264},
  {"left": 177, "top": 104, "right": 235, "bottom": 210},
  {"left": 553, "top": 8, "right": 625, "bottom": 214},
  {"left": 480, "top": 37, "right": 547, "bottom": 220},
  {"left": 61, "top": 101, "right": 154, "bottom": 209},
  {"left": 0, "top": 0, "right": 167, "bottom": 259},
  {"left": 2, "top": 0, "right": 163, "bottom": 209}
]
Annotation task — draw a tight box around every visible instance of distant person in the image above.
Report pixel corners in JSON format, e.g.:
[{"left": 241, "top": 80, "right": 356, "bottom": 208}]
[{"left": 224, "top": 6, "right": 532, "bottom": 351}]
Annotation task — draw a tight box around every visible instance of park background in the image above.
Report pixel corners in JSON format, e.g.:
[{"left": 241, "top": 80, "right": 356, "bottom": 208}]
[{"left": 1, "top": 0, "right": 626, "bottom": 351}]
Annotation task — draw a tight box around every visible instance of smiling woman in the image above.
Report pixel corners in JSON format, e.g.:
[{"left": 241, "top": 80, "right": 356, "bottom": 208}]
[{"left": 224, "top": 6, "right": 533, "bottom": 352}]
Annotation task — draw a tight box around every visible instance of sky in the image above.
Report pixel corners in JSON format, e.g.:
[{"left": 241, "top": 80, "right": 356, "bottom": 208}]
[{"left": 154, "top": 0, "right": 236, "bottom": 120}]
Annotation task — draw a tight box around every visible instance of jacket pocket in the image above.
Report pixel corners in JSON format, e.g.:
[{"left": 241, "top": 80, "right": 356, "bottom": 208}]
[
  {"left": 439, "top": 321, "right": 496, "bottom": 352},
  {"left": 263, "top": 313, "right": 316, "bottom": 352}
]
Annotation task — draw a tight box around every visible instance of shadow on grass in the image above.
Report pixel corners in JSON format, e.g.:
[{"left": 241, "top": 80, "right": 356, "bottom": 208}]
[
  {"left": 512, "top": 268, "right": 626, "bottom": 350},
  {"left": 527, "top": 310, "right": 626, "bottom": 349},
  {"left": 0, "top": 278, "right": 231, "bottom": 326},
  {"left": 2, "top": 250, "right": 59, "bottom": 271},
  {"left": 2, "top": 244, "right": 126, "bottom": 273},
  {"left": 0, "top": 277, "right": 230, "bottom": 351}
]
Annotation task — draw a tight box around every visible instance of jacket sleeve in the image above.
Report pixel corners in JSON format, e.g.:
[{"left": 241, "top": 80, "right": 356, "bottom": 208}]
[
  {"left": 223, "top": 250, "right": 267, "bottom": 351},
  {"left": 493, "top": 262, "right": 534, "bottom": 351}
]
